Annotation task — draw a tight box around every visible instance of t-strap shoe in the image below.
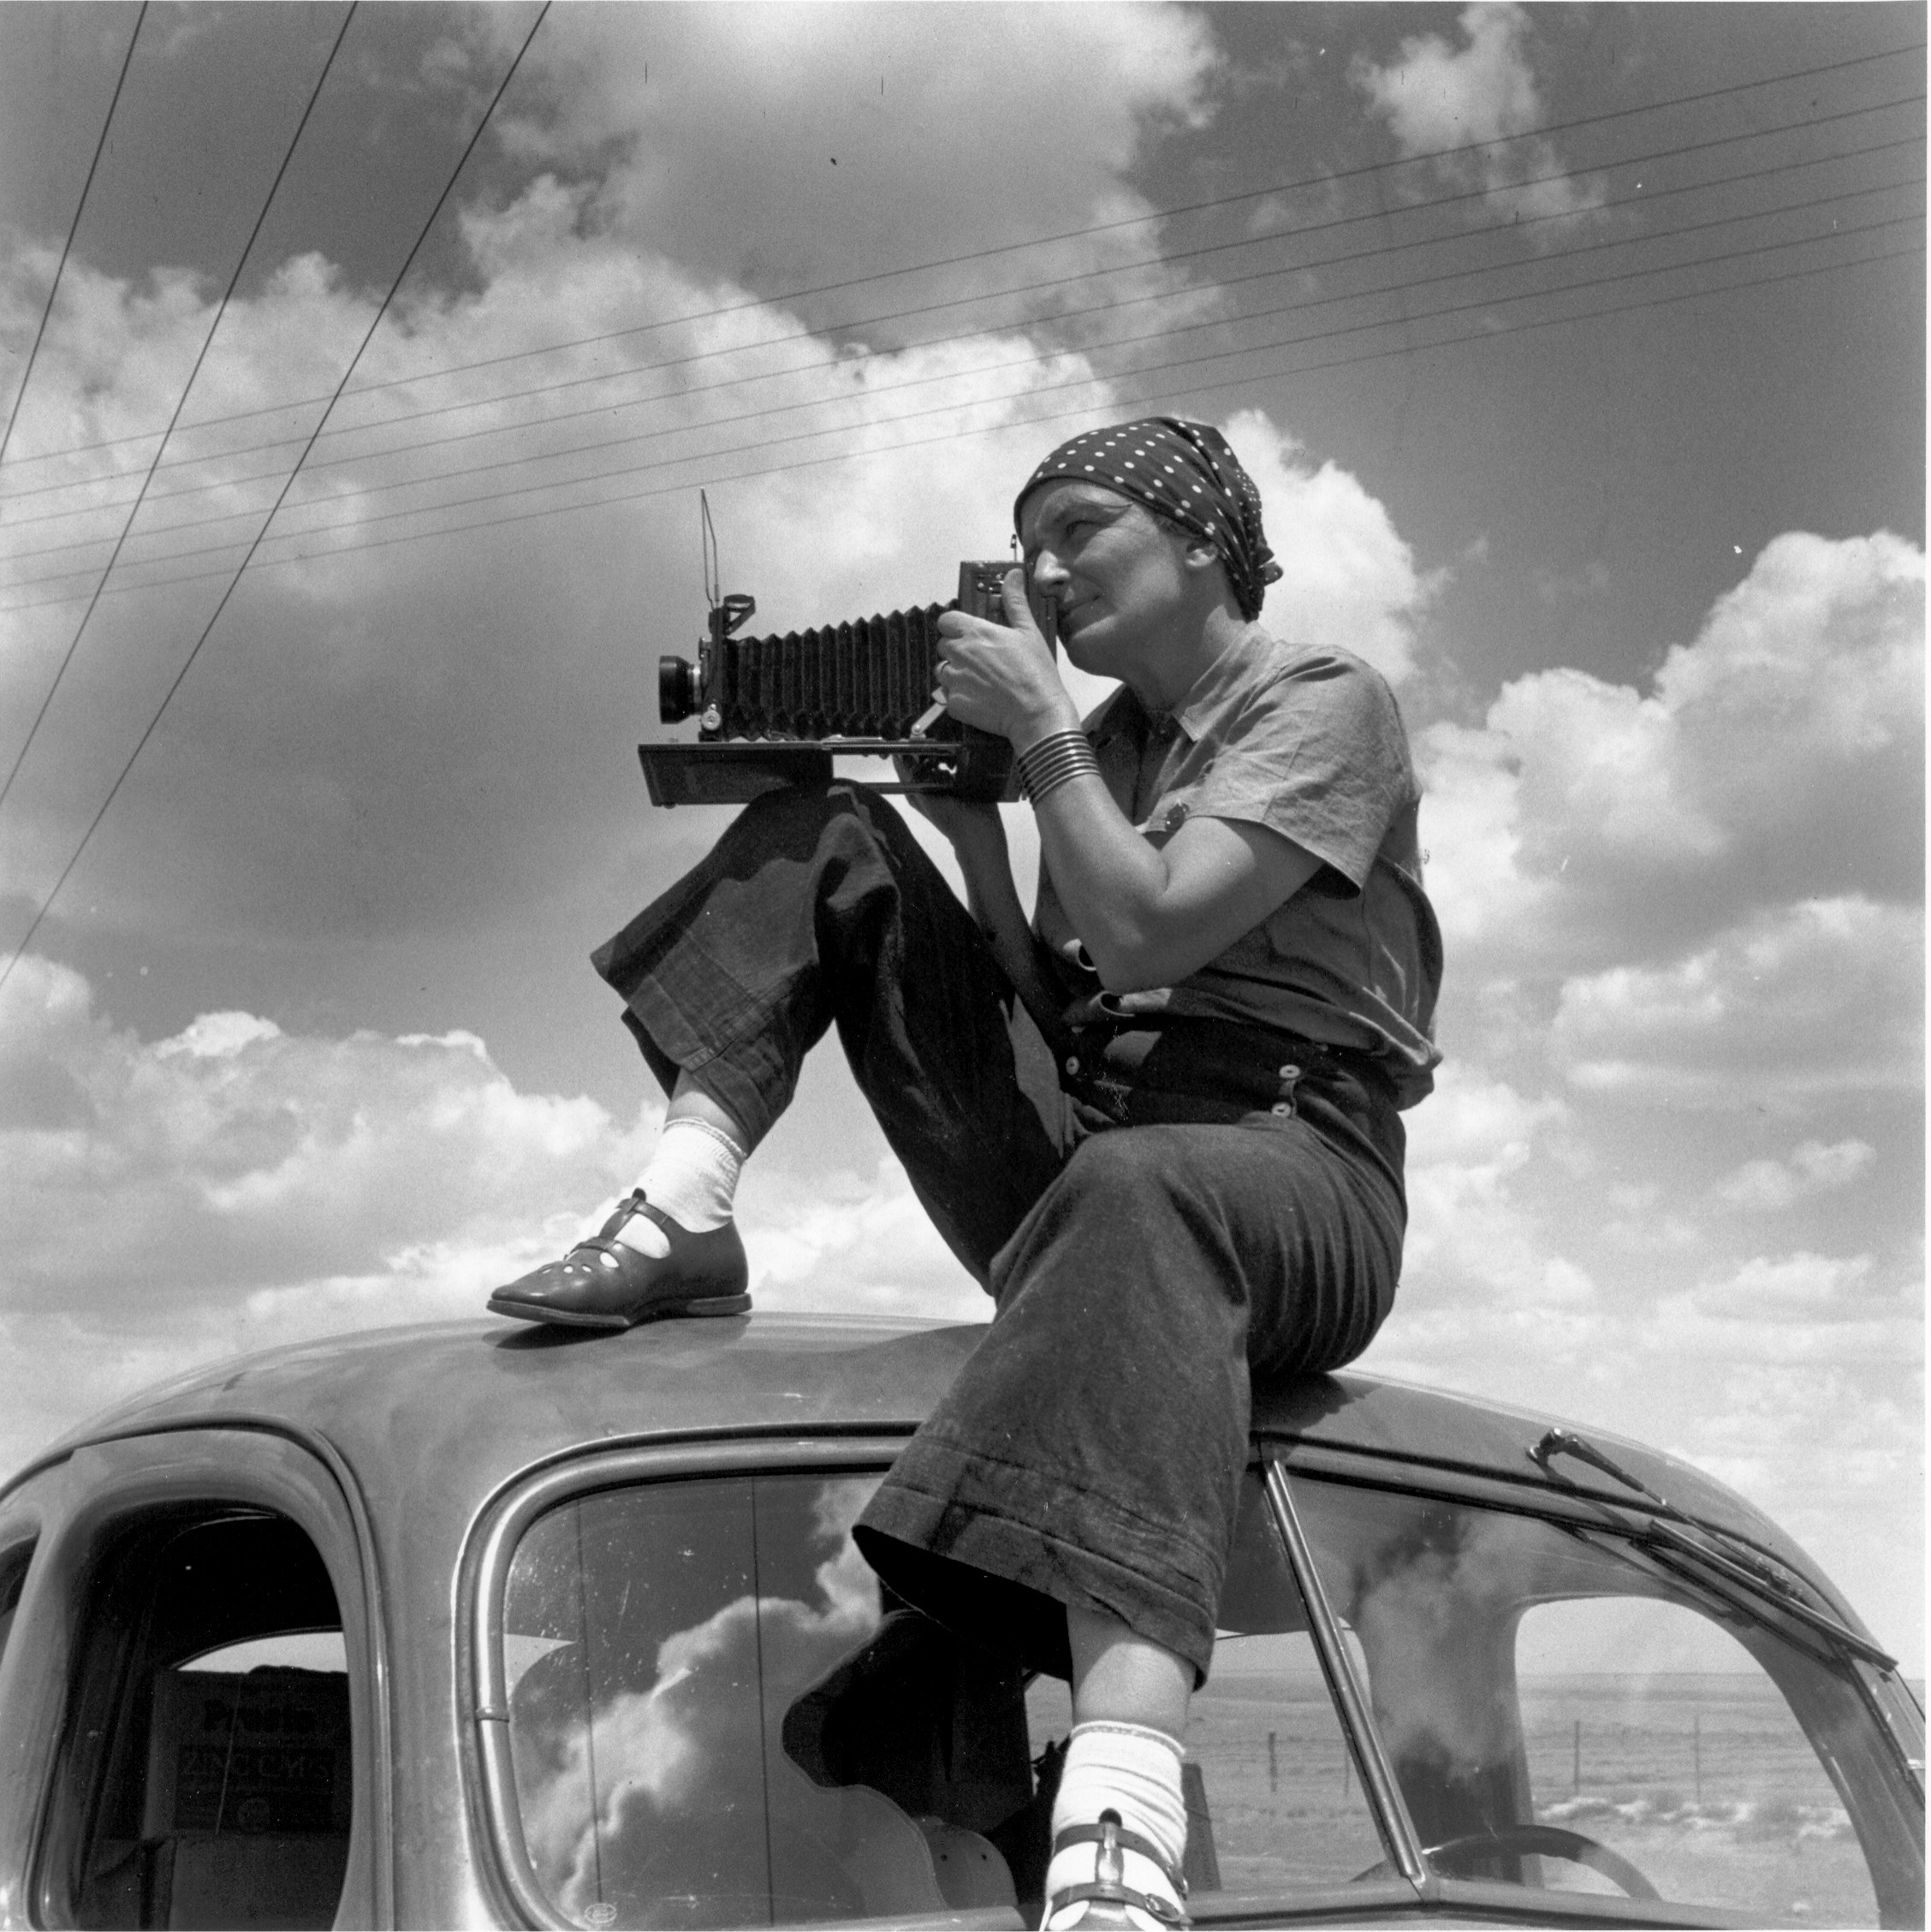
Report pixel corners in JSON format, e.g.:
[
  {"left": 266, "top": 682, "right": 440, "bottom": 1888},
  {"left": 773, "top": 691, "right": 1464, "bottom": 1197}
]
[
  {"left": 488, "top": 1192, "right": 750, "bottom": 1329},
  {"left": 1043, "top": 1812, "right": 1190, "bottom": 1929}
]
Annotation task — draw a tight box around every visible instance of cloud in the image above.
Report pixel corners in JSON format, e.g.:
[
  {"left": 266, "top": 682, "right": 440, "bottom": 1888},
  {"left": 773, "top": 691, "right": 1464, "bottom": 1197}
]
[
  {"left": 1714, "top": 1139, "right": 1877, "bottom": 1212},
  {"left": 0, "top": 951, "right": 657, "bottom": 1311},
  {"left": 1351, "top": 4, "right": 1607, "bottom": 234},
  {"left": 1224, "top": 408, "right": 1434, "bottom": 684},
  {"left": 496, "top": 4, "right": 1221, "bottom": 340},
  {"left": 0, "top": 948, "right": 992, "bottom": 1475},
  {"left": 740, "top": 1155, "right": 985, "bottom": 1324},
  {"left": 511, "top": 1473, "right": 893, "bottom": 1921},
  {"left": 1549, "top": 896, "right": 1922, "bottom": 1100},
  {"left": 1361, "top": 1061, "right": 1604, "bottom": 1376},
  {"left": 1417, "top": 530, "right": 1924, "bottom": 982}
]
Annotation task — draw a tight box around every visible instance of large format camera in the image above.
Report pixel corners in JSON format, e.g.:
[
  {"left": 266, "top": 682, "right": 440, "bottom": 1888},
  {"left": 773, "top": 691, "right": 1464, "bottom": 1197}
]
[{"left": 639, "top": 562, "right": 1053, "bottom": 807}]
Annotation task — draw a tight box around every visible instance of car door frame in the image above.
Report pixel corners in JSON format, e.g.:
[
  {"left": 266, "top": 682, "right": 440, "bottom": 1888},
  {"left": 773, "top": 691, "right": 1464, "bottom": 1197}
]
[{"left": 0, "top": 1424, "right": 390, "bottom": 1931}]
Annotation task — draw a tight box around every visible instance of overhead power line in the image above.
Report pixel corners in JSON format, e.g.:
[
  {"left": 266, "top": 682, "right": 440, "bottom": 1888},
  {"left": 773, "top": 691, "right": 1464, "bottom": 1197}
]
[
  {"left": 6, "top": 237, "right": 1913, "bottom": 618},
  {"left": 0, "top": 86, "right": 1907, "bottom": 529},
  {"left": 2, "top": 86, "right": 1916, "bottom": 534},
  {"left": 0, "top": 3, "right": 551, "bottom": 995},
  {"left": 1, "top": 220, "right": 1913, "bottom": 618},
  {"left": 0, "top": 3, "right": 148, "bottom": 471},
  {"left": 1, "top": 34, "right": 1920, "bottom": 486},
  {"left": 0, "top": 3, "right": 360, "bottom": 820},
  {"left": 2, "top": 166, "right": 1917, "bottom": 597}
]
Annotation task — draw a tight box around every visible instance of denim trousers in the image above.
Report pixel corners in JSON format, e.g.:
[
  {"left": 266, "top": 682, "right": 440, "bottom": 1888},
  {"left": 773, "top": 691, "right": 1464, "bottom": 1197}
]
[{"left": 592, "top": 782, "right": 1407, "bottom": 1683}]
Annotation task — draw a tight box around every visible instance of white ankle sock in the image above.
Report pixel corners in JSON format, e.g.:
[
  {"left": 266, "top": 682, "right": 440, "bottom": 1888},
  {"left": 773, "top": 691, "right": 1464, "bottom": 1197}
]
[
  {"left": 614, "top": 1117, "right": 746, "bottom": 1256},
  {"left": 1043, "top": 1721, "right": 1188, "bottom": 1929}
]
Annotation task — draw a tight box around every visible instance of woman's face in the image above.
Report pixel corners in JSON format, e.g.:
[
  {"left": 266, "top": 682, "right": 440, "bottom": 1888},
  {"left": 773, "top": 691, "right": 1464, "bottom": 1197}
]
[{"left": 1017, "top": 480, "right": 1204, "bottom": 688}]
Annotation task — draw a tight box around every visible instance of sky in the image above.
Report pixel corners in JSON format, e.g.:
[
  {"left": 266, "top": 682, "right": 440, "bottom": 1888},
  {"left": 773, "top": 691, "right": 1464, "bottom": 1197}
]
[{"left": 0, "top": 3, "right": 1922, "bottom": 1668}]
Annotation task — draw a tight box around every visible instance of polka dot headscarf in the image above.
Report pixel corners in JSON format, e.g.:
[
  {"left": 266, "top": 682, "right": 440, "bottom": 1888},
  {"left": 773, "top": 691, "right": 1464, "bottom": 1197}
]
[{"left": 1013, "top": 416, "right": 1285, "bottom": 620}]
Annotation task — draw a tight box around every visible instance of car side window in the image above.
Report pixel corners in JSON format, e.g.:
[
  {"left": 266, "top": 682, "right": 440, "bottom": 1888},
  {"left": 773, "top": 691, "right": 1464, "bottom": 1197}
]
[
  {"left": 503, "top": 1471, "right": 1007, "bottom": 1928},
  {"left": 1286, "top": 1475, "right": 1893, "bottom": 1929},
  {"left": 1514, "top": 1596, "right": 1880, "bottom": 1925},
  {"left": 36, "top": 1510, "right": 351, "bottom": 1931},
  {"left": 1024, "top": 1471, "right": 1393, "bottom": 1905}
]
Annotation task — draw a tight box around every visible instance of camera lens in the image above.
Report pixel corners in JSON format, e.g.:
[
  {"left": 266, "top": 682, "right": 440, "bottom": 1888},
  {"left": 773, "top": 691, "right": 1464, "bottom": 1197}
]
[{"left": 659, "top": 656, "right": 699, "bottom": 722}]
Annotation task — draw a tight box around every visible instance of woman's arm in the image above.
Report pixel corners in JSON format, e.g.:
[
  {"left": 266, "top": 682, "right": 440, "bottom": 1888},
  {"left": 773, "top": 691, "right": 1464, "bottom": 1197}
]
[
  {"left": 1032, "top": 799, "right": 1319, "bottom": 992},
  {"left": 934, "top": 577, "right": 1319, "bottom": 993}
]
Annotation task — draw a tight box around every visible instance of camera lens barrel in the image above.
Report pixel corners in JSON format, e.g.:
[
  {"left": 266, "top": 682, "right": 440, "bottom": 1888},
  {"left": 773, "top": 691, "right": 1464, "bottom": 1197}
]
[{"left": 659, "top": 656, "right": 699, "bottom": 722}]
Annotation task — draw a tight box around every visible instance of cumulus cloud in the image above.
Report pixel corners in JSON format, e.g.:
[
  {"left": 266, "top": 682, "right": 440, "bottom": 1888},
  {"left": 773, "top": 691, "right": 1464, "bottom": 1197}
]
[
  {"left": 1417, "top": 530, "right": 1924, "bottom": 986},
  {"left": 1352, "top": 3, "right": 1607, "bottom": 234},
  {"left": 495, "top": 3, "right": 1221, "bottom": 340},
  {"left": 740, "top": 1155, "right": 985, "bottom": 1324},
  {"left": 1549, "top": 897, "right": 1922, "bottom": 1100},
  {"left": 512, "top": 1474, "right": 909, "bottom": 1923},
  {"left": 0, "top": 952, "right": 657, "bottom": 1307},
  {"left": 1714, "top": 1139, "right": 1878, "bottom": 1212},
  {"left": 1223, "top": 408, "right": 1435, "bottom": 684},
  {"left": 1359, "top": 1061, "right": 1603, "bottom": 1378},
  {"left": 0, "top": 949, "right": 986, "bottom": 1474}
]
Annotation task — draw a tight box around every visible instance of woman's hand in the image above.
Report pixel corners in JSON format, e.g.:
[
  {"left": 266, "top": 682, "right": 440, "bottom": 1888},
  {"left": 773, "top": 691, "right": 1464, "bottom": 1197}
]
[
  {"left": 891, "top": 756, "right": 1004, "bottom": 852},
  {"left": 934, "top": 569, "right": 1081, "bottom": 752}
]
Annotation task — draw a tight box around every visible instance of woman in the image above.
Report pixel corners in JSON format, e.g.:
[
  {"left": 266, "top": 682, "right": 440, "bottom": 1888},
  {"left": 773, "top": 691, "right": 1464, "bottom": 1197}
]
[{"left": 491, "top": 419, "right": 1441, "bottom": 1929}]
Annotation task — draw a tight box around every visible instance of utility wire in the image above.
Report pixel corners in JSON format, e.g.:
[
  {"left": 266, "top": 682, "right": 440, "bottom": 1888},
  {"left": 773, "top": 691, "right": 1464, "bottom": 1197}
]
[
  {"left": 0, "top": 3, "right": 550, "bottom": 994},
  {"left": 7, "top": 96, "right": 1922, "bottom": 552},
  {"left": 0, "top": 3, "right": 359, "bottom": 820},
  {"left": 3, "top": 87, "right": 1916, "bottom": 531},
  {"left": 14, "top": 143, "right": 1920, "bottom": 573},
  {"left": 0, "top": 3, "right": 147, "bottom": 471},
  {"left": 2, "top": 226, "right": 1912, "bottom": 618},
  {"left": 4, "top": 170, "right": 1916, "bottom": 595},
  {"left": 3, "top": 34, "right": 1920, "bottom": 484}
]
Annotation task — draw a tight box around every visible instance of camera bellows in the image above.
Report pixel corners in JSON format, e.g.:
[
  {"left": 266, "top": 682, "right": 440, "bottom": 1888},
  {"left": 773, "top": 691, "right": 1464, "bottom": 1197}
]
[{"left": 679, "top": 603, "right": 948, "bottom": 740}]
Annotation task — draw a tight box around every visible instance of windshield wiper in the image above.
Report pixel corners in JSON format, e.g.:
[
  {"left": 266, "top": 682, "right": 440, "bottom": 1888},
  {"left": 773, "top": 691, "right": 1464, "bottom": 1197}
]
[{"left": 1530, "top": 1427, "right": 1897, "bottom": 1672}]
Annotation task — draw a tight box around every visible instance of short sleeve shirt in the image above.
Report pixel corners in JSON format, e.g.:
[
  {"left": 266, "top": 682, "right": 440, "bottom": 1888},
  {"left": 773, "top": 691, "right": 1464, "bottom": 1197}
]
[{"left": 1032, "top": 627, "right": 1444, "bottom": 1108}]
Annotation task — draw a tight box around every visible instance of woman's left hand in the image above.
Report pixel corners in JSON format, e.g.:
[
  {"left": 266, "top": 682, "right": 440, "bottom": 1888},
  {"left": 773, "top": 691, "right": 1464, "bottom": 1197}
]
[{"left": 934, "top": 570, "right": 1081, "bottom": 750}]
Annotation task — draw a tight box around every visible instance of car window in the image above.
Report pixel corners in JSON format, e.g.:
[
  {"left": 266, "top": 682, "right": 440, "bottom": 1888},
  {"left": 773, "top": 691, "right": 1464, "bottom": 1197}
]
[
  {"left": 184, "top": 1631, "right": 348, "bottom": 1674},
  {"left": 1023, "top": 1476, "right": 1391, "bottom": 1906},
  {"left": 36, "top": 1510, "right": 351, "bottom": 1931},
  {"left": 1286, "top": 1475, "right": 1897, "bottom": 1928},
  {"left": 498, "top": 1464, "right": 1393, "bottom": 1929},
  {"left": 504, "top": 1471, "right": 1008, "bottom": 1928}
]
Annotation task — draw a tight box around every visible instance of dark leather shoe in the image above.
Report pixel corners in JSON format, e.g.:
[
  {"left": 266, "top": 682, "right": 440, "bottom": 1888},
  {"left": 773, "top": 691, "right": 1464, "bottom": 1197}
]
[{"left": 487, "top": 1192, "right": 751, "bottom": 1330}]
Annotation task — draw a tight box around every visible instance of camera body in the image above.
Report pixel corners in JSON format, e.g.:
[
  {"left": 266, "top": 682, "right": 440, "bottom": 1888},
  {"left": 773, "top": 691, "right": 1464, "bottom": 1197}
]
[{"left": 639, "top": 562, "right": 1049, "bottom": 807}]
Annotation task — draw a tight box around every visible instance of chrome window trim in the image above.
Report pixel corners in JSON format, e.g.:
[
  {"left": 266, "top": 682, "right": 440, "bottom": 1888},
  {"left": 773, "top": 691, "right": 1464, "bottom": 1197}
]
[
  {"left": 1259, "top": 1458, "right": 1429, "bottom": 1891},
  {"left": 466, "top": 1435, "right": 913, "bottom": 1932},
  {"left": 1268, "top": 1439, "right": 1859, "bottom": 1629}
]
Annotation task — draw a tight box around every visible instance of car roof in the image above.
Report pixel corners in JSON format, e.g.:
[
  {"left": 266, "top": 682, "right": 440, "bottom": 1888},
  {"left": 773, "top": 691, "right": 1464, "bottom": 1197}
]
[{"left": 3, "top": 1311, "right": 1845, "bottom": 1620}]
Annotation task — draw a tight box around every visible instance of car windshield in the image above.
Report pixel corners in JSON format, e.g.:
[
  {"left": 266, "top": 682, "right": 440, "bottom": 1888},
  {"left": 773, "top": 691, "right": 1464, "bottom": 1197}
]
[{"left": 1285, "top": 1472, "right": 1913, "bottom": 1928}]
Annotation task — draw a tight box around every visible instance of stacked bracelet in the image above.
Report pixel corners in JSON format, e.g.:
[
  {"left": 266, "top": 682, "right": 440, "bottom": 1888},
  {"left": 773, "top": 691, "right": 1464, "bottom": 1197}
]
[{"left": 1017, "top": 730, "right": 1102, "bottom": 803}]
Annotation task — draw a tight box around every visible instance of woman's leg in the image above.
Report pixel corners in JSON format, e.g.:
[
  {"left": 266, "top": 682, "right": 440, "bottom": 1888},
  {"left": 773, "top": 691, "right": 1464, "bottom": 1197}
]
[
  {"left": 858, "top": 1114, "right": 1400, "bottom": 1675},
  {"left": 492, "top": 782, "right": 1068, "bottom": 1323},
  {"left": 859, "top": 1108, "right": 1401, "bottom": 1924},
  {"left": 1038, "top": 1613, "right": 1199, "bottom": 1927}
]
